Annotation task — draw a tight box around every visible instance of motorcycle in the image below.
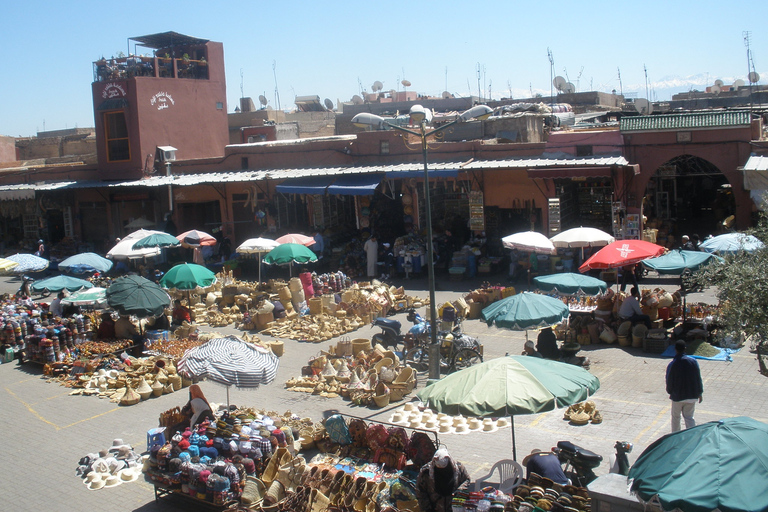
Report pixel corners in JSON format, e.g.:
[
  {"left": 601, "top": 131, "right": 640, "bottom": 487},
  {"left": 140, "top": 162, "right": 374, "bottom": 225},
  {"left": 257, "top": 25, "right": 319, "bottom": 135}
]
[
  {"left": 553, "top": 440, "right": 633, "bottom": 486},
  {"left": 16, "top": 275, "right": 34, "bottom": 298},
  {"left": 371, "top": 309, "right": 426, "bottom": 352}
]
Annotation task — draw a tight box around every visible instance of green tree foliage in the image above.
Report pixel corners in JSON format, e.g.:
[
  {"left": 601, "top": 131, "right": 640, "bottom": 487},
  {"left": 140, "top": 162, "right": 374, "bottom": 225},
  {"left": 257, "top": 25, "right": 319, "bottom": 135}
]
[{"left": 700, "top": 211, "right": 768, "bottom": 374}]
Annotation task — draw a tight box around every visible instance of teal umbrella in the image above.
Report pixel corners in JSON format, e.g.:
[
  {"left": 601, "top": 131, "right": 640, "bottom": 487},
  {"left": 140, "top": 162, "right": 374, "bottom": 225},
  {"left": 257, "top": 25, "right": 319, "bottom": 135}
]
[
  {"left": 699, "top": 232, "right": 764, "bottom": 254},
  {"left": 31, "top": 275, "right": 93, "bottom": 293},
  {"left": 533, "top": 272, "right": 608, "bottom": 295},
  {"left": 131, "top": 232, "right": 181, "bottom": 249},
  {"left": 629, "top": 417, "right": 768, "bottom": 512},
  {"left": 160, "top": 263, "right": 216, "bottom": 291},
  {"left": 106, "top": 275, "right": 171, "bottom": 318},
  {"left": 482, "top": 292, "right": 569, "bottom": 330},
  {"left": 641, "top": 249, "right": 723, "bottom": 275},
  {"left": 418, "top": 355, "right": 600, "bottom": 460},
  {"left": 61, "top": 287, "right": 107, "bottom": 308},
  {"left": 59, "top": 252, "right": 113, "bottom": 274}
]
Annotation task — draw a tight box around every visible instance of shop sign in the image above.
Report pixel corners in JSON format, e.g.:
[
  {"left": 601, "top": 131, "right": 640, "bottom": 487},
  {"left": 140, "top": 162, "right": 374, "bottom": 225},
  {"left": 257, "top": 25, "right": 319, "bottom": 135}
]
[
  {"left": 469, "top": 190, "right": 485, "bottom": 231},
  {"left": 150, "top": 91, "right": 175, "bottom": 111},
  {"left": 102, "top": 82, "right": 127, "bottom": 99},
  {"left": 657, "top": 165, "right": 676, "bottom": 177}
]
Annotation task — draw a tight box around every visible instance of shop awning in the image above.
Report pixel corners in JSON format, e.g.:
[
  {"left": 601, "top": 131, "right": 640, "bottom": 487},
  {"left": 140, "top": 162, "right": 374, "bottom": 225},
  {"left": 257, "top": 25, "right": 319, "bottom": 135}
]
[
  {"left": 326, "top": 173, "right": 384, "bottom": 195},
  {"left": 275, "top": 175, "right": 335, "bottom": 195},
  {"left": 385, "top": 169, "right": 459, "bottom": 178},
  {"left": 526, "top": 167, "right": 616, "bottom": 179}
]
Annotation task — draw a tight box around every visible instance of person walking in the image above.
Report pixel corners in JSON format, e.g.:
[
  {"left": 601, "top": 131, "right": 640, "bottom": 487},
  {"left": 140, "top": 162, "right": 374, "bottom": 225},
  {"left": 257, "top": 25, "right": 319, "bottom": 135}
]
[{"left": 666, "top": 340, "right": 703, "bottom": 432}]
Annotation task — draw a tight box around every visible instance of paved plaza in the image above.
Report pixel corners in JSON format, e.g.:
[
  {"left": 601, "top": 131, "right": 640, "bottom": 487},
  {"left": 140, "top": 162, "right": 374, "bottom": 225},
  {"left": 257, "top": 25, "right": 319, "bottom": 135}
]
[{"left": 1, "top": 272, "right": 766, "bottom": 511}]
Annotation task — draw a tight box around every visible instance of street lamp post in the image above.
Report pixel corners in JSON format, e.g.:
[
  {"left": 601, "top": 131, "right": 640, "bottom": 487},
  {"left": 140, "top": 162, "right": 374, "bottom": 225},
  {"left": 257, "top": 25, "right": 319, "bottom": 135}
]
[{"left": 353, "top": 104, "right": 493, "bottom": 380}]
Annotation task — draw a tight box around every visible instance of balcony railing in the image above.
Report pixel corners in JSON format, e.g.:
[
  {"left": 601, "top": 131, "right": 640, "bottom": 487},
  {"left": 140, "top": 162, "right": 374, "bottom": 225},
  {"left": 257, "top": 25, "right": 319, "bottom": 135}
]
[{"left": 93, "top": 56, "right": 209, "bottom": 82}]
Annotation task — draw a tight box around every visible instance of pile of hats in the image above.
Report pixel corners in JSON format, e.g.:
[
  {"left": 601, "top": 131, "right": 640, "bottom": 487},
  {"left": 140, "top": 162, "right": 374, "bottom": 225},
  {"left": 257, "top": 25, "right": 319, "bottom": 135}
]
[
  {"left": 562, "top": 400, "right": 602, "bottom": 425},
  {"left": 260, "top": 312, "right": 366, "bottom": 342},
  {"left": 76, "top": 438, "right": 144, "bottom": 490},
  {"left": 388, "top": 402, "right": 511, "bottom": 435},
  {"left": 507, "top": 472, "right": 592, "bottom": 512}
]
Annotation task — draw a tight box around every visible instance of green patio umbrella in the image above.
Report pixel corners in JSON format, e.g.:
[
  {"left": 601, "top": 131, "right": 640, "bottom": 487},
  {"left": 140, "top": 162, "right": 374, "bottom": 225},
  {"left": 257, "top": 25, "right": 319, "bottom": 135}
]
[
  {"left": 482, "top": 292, "right": 570, "bottom": 330},
  {"left": 628, "top": 416, "right": 768, "bottom": 512},
  {"left": 641, "top": 249, "right": 723, "bottom": 275},
  {"left": 106, "top": 275, "right": 171, "bottom": 318},
  {"left": 263, "top": 243, "right": 317, "bottom": 277},
  {"left": 31, "top": 275, "right": 93, "bottom": 294},
  {"left": 418, "top": 355, "right": 600, "bottom": 460},
  {"left": 131, "top": 232, "right": 181, "bottom": 249},
  {"left": 533, "top": 272, "right": 608, "bottom": 295},
  {"left": 160, "top": 263, "right": 217, "bottom": 291}
]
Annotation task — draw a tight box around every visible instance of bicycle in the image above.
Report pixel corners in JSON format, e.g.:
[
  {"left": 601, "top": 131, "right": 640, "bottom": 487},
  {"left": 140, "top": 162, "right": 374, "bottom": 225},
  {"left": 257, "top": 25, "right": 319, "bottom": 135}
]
[{"left": 403, "top": 318, "right": 483, "bottom": 374}]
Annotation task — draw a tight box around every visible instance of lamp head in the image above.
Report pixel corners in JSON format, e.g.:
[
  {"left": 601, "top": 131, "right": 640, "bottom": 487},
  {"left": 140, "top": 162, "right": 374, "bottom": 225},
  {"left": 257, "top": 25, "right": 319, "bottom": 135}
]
[
  {"left": 351, "top": 113, "right": 387, "bottom": 129},
  {"left": 408, "top": 104, "right": 433, "bottom": 124},
  {"left": 459, "top": 105, "right": 493, "bottom": 122}
]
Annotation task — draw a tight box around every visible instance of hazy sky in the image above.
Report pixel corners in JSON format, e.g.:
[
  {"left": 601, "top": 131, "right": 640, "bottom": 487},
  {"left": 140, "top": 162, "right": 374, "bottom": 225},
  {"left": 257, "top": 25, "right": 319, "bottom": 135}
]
[{"left": 2, "top": 0, "right": 765, "bottom": 137}]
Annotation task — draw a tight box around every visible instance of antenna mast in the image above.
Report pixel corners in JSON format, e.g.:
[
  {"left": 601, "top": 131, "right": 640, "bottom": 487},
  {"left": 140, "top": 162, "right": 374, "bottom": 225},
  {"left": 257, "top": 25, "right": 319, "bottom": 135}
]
[
  {"left": 617, "top": 67, "right": 623, "bottom": 97},
  {"left": 240, "top": 68, "right": 244, "bottom": 99},
  {"left": 272, "top": 61, "right": 281, "bottom": 111},
  {"left": 445, "top": 66, "right": 448, "bottom": 94},
  {"left": 476, "top": 63, "right": 482, "bottom": 102},
  {"left": 547, "top": 48, "right": 555, "bottom": 107},
  {"left": 644, "top": 64, "right": 649, "bottom": 102}
]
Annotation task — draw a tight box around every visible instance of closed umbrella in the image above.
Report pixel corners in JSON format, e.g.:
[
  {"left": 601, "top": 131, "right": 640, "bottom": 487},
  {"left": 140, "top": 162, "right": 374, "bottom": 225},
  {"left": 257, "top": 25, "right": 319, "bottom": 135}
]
[
  {"left": 699, "top": 232, "right": 765, "bottom": 254},
  {"left": 61, "top": 287, "right": 107, "bottom": 308},
  {"left": 550, "top": 227, "right": 615, "bottom": 248},
  {"left": 628, "top": 416, "right": 768, "bottom": 512},
  {"left": 641, "top": 249, "right": 723, "bottom": 275},
  {"left": 106, "top": 275, "right": 171, "bottom": 318},
  {"left": 578, "top": 239, "right": 665, "bottom": 272},
  {"left": 177, "top": 335, "right": 280, "bottom": 407},
  {"left": 263, "top": 243, "right": 318, "bottom": 277},
  {"left": 481, "top": 292, "right": 570, "bottom": 331},
  {"left": 58, "top": 252, "right": 113, "bottom": 274},
  {"left": 534, "top": 273, "right": 608, "bottom": 295},
  {"left": 502, "top": 231, "right": 557, "bottom": 255},
  {"left": 132, "top": 232, "right": 181, "bottom": 249},
  {"left": 236, "top": 237, "right": 280, "bottom": 283},
  {"left": 7, "top": 253, "right": 48, "bottom": 273},
  {"left": 275, "top": 233, "right": 315, "bottom": 247},
  {"left": 160, "top": 263, "right": 216, "bottom": 291},
  {"left": 31, "top": 275, "right": 93, "bottom": 294},
  {"left": 417, "top": 355, "right": 600, "bottom": 460},
  {"left": 176, "top": 229, "right": 217, "bottom": 247}
]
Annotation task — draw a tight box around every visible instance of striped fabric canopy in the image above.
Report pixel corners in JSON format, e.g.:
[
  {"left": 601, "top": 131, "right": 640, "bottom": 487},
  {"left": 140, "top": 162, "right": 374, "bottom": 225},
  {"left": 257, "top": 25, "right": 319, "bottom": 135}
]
[{"left": 177, "top": 336, "right": 280, "bottom": 389}]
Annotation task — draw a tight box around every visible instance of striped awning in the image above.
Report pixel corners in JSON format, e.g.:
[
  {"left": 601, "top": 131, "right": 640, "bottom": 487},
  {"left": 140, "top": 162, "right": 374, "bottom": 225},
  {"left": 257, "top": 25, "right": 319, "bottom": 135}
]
[{"left": 177, "top": 336, "right": 280, "bottom": 388}]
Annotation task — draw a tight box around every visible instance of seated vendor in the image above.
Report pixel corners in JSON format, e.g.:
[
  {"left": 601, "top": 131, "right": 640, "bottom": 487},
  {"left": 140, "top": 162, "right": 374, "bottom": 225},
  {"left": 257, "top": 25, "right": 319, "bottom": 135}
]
[
  {"left": 148, "top": 309, "right": 171, "bottom": 331},
  {"left": 172, "top": 299, "right": 191, "bottom": 326},
  {"left": 522, "top": 339, "right": 543, "bottom": 358},
  {"left": 115, "top": 314, "right": 144, "bottom": 356},
  {"left": 537, "top": 327, "right": 560, "bottom": 360},
  {"left": 181, "top": 384, "right": 214, "bottom": 429},
  {"left": 618, "top": 287, "right": 651, "bottom": 329},
  {"left": 97, "top": 311, "right": 116, "bottom": 339},
  {"left": 523, "top": 448, "right": 569, "bottom": 485}
]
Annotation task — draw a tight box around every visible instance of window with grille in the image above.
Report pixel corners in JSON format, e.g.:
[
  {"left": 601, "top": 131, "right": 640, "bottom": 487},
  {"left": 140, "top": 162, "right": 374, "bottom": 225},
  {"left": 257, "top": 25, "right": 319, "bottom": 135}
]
[{"left": 104, "top": 111, "right": 130, "bottom": 162}]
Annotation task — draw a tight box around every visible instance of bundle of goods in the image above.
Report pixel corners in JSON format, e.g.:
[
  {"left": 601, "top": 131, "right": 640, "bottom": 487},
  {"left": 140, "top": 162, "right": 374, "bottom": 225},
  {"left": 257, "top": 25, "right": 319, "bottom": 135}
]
[
  {"left": 285, "top": 342, "right": 416, "bottom": 407},
  {"left": 260, "top": 313, "right": 365, "bottom": 342},
  {"left": 311, "top": 271, "right": 352, "bottom": 295},
  {"left": 464, "top": 283, "right": 508, "bottom": 319}
]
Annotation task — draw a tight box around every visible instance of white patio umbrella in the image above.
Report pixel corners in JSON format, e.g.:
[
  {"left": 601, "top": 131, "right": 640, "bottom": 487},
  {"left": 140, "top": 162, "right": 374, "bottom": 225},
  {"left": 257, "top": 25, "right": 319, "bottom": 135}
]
[
  {"left": 502, "top": 231, "right": 556, "bottom": 255},
  {"left": 236, "top": 237, "right": 280, "bottom": 283},
  {"left": 106, "top": 229, "right": 165, "bottom": 260},
  {"left": 550, "top": 227, "right": 615, "bottom": 248}
]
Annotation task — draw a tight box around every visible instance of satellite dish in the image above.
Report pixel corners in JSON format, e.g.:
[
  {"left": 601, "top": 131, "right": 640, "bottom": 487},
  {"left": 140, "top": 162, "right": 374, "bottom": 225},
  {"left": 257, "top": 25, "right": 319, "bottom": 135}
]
[
  {"left": 401, "top": 79, "right": 411, "bottom": 87},
  {"left": 351, "top": 95, "right": 364, "bottom": 105},
  {"left": 634, "top": 98, "right": 653, "bottom": 115},
  {"left": 714, "top": 79, "right": 724, "bottom": 87},
  {"left": 563, "top": 82, "right": 576, "bottom": 94},
  {"left": 258, "top": 95, "right": 268, "bottom": 106},
  {"left": 733, "top": 79, "right": 745, "bottom": 89},
  {"left": 749, "top": 71, "right": 760, "bottom": 83},
  {"left": 553, "top": 76, "right": 567, "bottom": 91},
  {"left": 442, "top": 91, "right": 452, "bottom": 99},
  {"left": 711, "top": 84, "right": 721, "bottom": 95},
  {"left": 372, "top": 81, "right": 383, "bottom": 92},
  {"left": 324, "top": 98, "right": 334, "bottom": 110}
]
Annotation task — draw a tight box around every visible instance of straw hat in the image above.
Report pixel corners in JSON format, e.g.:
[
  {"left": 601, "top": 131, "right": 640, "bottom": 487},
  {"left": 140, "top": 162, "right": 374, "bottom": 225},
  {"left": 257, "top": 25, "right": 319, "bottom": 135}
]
[
  {"left": 482, "top": 419, "right": 498, "bottom": 433},
  {"left": 403, "top": 402, "right": 418, "bottom": 412},
  {"left": 468, "top": 418, "right": 483, "bottom": 430},
  {"left": 389, "top": 411, "right": 407, "bottom": 424},
  {"left": 496, "top": 418, "right": 510, "bottom": 429},
  {"left": 438, "top": 422, "right": 454, "bottom": 434},
  {"left": 569, "top": 411, "right": 591, "bottom": 426},
  {"left": 436, "top": 413, "right": 449, "bottom": 421},
  {"left": 452, "top": 415, "right": 467, "bottom": 427},
  {"left": 118, "top": 467, "right": 141, "bottom": 483},
  {"left": 423, "top": 417, "right": 438, "bottom": 430},
  {"left": 408, "top": 416, "right": 422, "bottom": 429},
  {"left": 454, "top": 422, "right": 470, "bottom": 435},
  {"left": 104, "top": 474, "right": 123, "bottom": 488}
]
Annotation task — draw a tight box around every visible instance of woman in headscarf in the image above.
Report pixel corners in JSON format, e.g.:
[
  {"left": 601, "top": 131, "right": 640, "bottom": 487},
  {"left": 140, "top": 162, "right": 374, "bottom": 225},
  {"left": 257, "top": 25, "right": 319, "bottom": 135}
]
[
  {"left": 416, "top": 447, "right": 470, "bottom": 512},
  {"left": 181, "top": 384, "right": 214, "bottom": 428}
]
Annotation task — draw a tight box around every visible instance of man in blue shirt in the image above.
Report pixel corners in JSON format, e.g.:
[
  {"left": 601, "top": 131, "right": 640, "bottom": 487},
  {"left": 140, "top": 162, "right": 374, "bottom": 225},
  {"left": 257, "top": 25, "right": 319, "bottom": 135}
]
[
  {"left": 666, "top": 340, "right": 704, "bottom": 432},
  {"left": 523, "top": 449, "right": 569, "bottom": 485}
]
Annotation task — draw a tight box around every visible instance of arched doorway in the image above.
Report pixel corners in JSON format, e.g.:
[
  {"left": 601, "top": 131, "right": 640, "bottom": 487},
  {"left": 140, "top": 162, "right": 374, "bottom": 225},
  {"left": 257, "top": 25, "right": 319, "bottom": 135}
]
[{"left": 643, "top": 155, "right": 735, "bottom": 243}]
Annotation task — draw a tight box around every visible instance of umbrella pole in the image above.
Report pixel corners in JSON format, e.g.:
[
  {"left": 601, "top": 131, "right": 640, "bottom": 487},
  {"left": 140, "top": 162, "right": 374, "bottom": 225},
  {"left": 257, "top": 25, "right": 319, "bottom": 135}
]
[
  {"left": 511, "top": 416, "right": 517, "bottom": 461},
  {"left": 227, "top": 386, "right": 230, "bottom": 410},
  {"left": 258, "top": 254, "right": 262, "bottom": 284}
]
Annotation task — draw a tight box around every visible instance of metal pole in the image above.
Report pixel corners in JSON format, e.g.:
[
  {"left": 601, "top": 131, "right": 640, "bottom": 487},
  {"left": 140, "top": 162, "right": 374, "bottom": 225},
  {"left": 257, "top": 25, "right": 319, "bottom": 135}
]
[
  {"left": 166, "top": 161, "right": 173, "bottom": 212},
  {"left": 422, "top": 121, "right": 440, "bottom": 381}
]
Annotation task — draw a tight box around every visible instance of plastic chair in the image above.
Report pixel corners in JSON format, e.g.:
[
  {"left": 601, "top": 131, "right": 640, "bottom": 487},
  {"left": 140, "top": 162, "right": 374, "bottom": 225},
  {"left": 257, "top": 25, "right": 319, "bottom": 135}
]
[
  {"left": 147, "top": 427, "right": 167, "bottom": 450},
  {"left": 474, "top": 459, "right": 524, "bottom": 494}
]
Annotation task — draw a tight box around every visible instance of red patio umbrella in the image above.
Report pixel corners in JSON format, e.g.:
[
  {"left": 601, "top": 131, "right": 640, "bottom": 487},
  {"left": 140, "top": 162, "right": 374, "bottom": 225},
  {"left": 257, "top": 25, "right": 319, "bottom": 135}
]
[
  {"left": 275, "top": 233, "right": 315, "bottom": 247},
  {"left": 578, "top": 239, "right": 665, "bottom": 272}
]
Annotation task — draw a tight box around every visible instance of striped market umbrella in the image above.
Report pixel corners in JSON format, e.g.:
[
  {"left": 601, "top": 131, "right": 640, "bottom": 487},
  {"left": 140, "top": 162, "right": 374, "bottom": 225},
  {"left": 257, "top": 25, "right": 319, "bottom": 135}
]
[
  {"left": 177, "top": 336, "right": 280, "bottom": 407},
  {"left": 0, "top": 258, "right": 19, "bottom": 273},
  {"left": 177, "top": 229, "right": 217, "bottom": 248},
  {"left": 6, "top": 253, "right": 49, "bottom": 273}
]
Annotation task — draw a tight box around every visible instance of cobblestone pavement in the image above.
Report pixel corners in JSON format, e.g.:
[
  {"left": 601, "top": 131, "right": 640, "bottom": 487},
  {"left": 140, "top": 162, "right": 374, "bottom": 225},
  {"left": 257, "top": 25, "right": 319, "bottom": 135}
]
[{"left": 1, "top": 272, "right": 766, "bottom": 511}]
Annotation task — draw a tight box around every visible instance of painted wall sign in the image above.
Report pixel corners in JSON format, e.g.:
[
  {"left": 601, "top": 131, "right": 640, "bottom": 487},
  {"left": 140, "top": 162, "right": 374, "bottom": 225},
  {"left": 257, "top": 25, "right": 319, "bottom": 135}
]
[
  {"left": 150, "top": 91, "right": 176, "bottom": 110},
  {"left": 102, "top": 82, "right": 127, "bottom": 99}
]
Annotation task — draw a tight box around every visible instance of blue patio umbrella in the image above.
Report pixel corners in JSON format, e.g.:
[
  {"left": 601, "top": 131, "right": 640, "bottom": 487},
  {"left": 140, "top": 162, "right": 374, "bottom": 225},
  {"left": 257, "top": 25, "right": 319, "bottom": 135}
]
[
  {"left": 533, "top": 272, "right": 608, "bottom": 295},
  {"left": 699, "top": 233, "right": 764, "bottom": 255},
  {"left": 31, "top": 275, "right": 93, "bottom": 293},
  {"left": 641, "top": 249, "right": 723, "bottom": 275},
  {"left": 58, "top": 252, "right": 114, "bottom": 274},
  {"left": 6, "top": 253, "right": 49, "bottom": 273}
]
